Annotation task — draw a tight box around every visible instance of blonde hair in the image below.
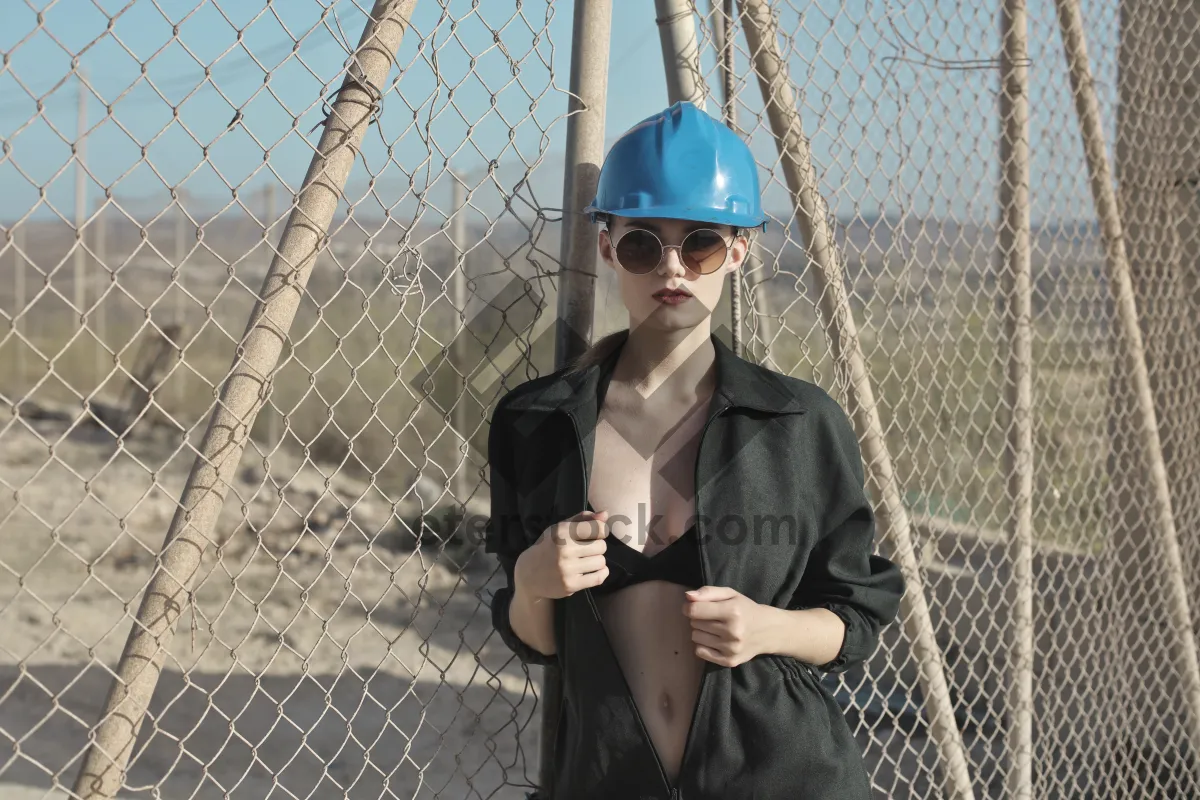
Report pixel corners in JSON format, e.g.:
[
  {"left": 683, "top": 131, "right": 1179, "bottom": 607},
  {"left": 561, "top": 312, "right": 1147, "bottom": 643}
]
[{"left": 565, "top": 329, "right": 628, "bottom": 375}]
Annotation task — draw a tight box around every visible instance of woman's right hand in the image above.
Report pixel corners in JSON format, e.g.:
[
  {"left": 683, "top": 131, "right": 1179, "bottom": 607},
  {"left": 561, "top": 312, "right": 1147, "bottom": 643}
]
[{"left": 514, "top": 510, "right": 610, "bottom": 600}]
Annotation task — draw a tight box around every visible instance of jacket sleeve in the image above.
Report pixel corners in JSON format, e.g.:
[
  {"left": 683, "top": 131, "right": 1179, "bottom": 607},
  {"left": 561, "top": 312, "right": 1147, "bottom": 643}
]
[
  {"left": 789, "top": 399, "right": 905, "bottom": 674},
  {"left": 483, "top": 400, "right": 558, "bottom": 667}
]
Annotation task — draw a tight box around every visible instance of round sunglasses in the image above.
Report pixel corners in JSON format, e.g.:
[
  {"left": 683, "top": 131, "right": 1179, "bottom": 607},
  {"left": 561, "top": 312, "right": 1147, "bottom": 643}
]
[{"left": 609, "top": 227, "right": 734, "bottom": 275}]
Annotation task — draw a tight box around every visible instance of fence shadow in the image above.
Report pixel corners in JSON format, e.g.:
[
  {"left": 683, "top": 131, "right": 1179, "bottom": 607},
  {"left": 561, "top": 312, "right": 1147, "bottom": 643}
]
[{"left": 0, "top": 661, "right": 541, "bottom": 800}]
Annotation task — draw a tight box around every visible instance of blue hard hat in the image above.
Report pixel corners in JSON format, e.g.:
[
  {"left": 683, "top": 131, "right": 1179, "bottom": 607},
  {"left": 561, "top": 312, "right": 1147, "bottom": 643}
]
[{"left": 585, "top": 101, "right": 766, "bottom": 231}]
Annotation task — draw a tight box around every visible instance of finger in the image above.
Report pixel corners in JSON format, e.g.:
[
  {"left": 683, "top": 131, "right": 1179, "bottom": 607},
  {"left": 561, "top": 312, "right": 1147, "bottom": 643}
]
[
  {"left": 569, "top": 554, "right": 609, "bottom": 575},
  {"left": 565, "top": 518, "right": 608, "bottom": 542},
  {"left": 687, "top": 619, "right": 727, "bottom": 636},
  {"left": 694, "top": 645, "right": 731, "bottom": 667},
  {"left": 554, "top": 519, "right": 604, "bottom": 543},
  {"left": 572, "top": 565, "right": 610, "bottom": 591},
  {"left": 685, "top": 585, "right": 738, "bottom": 602},
  {"left": 566, "top": 513, "right": 609, "bottom": 525},
  {"left": 568, "top": 538, "right": 608, "bottom": 557},
  {"left": 690, "top": 629, "right": 726, "bottom": 650},
  {"left": 683, "top": 601, "right": 731, "bottom": 622}
]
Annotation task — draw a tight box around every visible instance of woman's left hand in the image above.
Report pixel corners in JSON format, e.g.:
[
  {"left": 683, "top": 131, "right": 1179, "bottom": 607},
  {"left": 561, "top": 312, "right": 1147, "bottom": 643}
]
[{"left": 683, "top": 585, "right": 768, "bottom": 667}]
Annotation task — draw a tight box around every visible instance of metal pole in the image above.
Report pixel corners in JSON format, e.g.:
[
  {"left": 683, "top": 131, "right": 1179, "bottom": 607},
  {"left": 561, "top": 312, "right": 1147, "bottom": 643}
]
[
  {"left": 727, "top": 0, "right": 776, "bottom": 368},
  {"left": 75, "top": 70, "right": 88, "bottom": 333},
  {"left": 998, "top": 0, "right": 1034, "bottom": 795},
  {"left": 555, "top": 0, "right": 609, "bottom": 368},
  {"left": 710, "top": 0, "right": 739, "bottom": 359},
  {"left": 657, "top": 2, "right": 772, "bottom": 364},
  {"left": 718, "top": 0, "right": 743, "bottom": 358},
  {"left": 544, "top": 1, "right": 611, "bottom": 796},
  {"left": 451, "top": 174, "right": 469, "bottom": 505},
  {"left": 69, "top": 4, "right": 419, "bottom": 797},
  {"left": 1054, "top": 0, "right": 1200, "bottom": 761},
  {"left": 655, "top": 2, "right": 723, "bottom": 350},
  {"left": 717, "top": 0, "right": 743, "bottom": 357},
  {"left": 655, "top": 0, "right": 708, "bottom": 108},
  {"left": 736, "top": 2, "right": 977, "bottom": 799},
  {"left": 708, "top": 0, "right": 776, "bottom": 365},
  {"left": 709, "top": 0, "right": 725, "bottom": 67},
  {"left": 705, "top": 0, "right": 731, "bottom": 117}
]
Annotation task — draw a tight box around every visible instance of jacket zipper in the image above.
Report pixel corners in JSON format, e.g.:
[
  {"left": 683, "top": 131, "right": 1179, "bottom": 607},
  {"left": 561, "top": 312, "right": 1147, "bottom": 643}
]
[
  {"left": 565, "top": 409, "right": 675, "bottom": 799},
  {"left": 566, "top": 400, "right": 726, "bottom": 800},
  {"left": 672, "top": 399, "right": 726, "bottom": 799}
]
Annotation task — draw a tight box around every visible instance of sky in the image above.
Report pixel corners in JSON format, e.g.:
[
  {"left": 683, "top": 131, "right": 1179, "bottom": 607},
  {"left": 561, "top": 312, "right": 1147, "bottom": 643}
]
[{"left": 0, "top": 0, "right": 1122, "bottom": 231}]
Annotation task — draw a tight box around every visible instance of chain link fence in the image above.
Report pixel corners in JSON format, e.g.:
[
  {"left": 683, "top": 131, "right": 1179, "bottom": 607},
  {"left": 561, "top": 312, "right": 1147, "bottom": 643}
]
[{"left": 2, "top": 0, "right": 1199, "bottom": 798}]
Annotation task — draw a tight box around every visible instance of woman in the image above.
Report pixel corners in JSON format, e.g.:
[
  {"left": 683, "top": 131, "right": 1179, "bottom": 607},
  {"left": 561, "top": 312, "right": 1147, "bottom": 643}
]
[{"left": 484, "top": 102, "right": 906, "bottom": 800}]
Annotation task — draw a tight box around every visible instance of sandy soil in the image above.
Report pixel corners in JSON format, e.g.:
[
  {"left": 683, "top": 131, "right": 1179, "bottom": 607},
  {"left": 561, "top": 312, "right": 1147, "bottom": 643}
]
[{"left": 0, "top": 403, "right": 542, "bottom": 800}]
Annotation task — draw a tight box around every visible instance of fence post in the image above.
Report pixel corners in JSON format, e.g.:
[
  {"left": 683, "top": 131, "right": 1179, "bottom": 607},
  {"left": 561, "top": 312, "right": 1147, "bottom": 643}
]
[
  {"left": 713, "top": 0, "right": 745, "bottom": 358},
  {"left": 736, "top": 2, "right": 977, "bottom": 798},
  {"left": 541, "top": 1, "right": 612, "bottom": 796},
  {"left": 68, "top": 3, "right": 420, "bottom": 797},
  {"left": 554, "top": 0, "right": 610, "bottom": 369},
  {"left": 709, "top": 0, "right": 777, "bottom": 363},
  {"left": 655, "top": 0, "right": 709, "bottom": 109},
  {"left": 998, "top": 0, "right": 1036, "bottom": 796},
  {"left": 719, "top": 0, "right": 750, "bottom": 362},
  {"left": 997, "top": 0, "right": 1035, "bottom": 796},
  {"left": 1054, "top": 0, "right": 1200, "bottom": 766}
]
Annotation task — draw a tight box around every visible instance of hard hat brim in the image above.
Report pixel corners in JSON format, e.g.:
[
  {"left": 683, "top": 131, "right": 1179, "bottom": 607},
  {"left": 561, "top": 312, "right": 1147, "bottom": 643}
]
[{"left": 584, "top": 203, "right": 767, "bottom": 231}]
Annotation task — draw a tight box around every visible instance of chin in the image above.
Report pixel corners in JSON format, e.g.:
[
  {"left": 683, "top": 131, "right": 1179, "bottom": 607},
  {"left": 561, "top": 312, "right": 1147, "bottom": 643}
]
[{"left": 629, "top": 307, "right": 709, "bottom": 332}]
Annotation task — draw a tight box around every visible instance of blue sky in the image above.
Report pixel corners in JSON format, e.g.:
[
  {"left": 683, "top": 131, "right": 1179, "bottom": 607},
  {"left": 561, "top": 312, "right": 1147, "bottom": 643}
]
[{"left": 0, "top": 0, "right": 1119, "bottom": 229}]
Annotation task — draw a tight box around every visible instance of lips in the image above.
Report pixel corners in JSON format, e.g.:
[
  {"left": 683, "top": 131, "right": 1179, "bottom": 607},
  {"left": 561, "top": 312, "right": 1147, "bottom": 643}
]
[{"left": 653, "top": 288, "right": 693, "bottom": 298}]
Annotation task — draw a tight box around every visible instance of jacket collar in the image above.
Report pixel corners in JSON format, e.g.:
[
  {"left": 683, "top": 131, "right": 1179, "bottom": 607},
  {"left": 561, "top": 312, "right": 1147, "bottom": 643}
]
[{"left": 502, "top": 328, "right": 807, "bottom": 416}]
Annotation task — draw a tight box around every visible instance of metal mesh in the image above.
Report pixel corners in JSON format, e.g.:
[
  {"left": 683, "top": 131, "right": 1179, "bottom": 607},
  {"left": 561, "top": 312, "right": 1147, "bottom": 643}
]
[{"left": 1, "top": 0, "right": 1198, "bottom": 798}]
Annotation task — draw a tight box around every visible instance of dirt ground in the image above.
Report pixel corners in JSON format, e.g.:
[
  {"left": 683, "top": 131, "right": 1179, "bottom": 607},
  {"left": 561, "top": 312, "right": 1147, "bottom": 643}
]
[{"left": 0, "top": 402, "right": 542, "bottom": 800}]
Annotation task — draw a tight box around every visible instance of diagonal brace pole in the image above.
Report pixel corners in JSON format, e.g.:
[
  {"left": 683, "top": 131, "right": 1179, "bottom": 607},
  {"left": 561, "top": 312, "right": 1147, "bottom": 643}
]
[
  {"left": 69, "top": 3, "right": 419, "bottom": 798},
  {"left": 737, "top": 1, "right": 977, "bottom": 798}
]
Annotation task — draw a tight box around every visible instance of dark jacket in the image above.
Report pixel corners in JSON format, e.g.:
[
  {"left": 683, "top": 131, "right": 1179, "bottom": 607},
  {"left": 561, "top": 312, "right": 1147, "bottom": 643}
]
[{"left": 484, "top": 329, "right": 906, "bottom": 800}]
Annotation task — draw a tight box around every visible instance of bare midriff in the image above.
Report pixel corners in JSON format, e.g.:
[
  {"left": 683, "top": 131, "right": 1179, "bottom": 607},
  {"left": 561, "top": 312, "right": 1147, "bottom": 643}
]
[
  {"left": 589, "top": 372, "right": 715, "bottom": 783},
  {"left": 596, "top": 581, "right": 705, "bottom": 782}
]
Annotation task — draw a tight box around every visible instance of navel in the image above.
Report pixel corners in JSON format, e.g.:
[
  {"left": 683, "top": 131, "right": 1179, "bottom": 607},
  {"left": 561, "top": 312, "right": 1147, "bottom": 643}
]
[{"left": 659, "top": 689, "right": 673, "bottom": 722}]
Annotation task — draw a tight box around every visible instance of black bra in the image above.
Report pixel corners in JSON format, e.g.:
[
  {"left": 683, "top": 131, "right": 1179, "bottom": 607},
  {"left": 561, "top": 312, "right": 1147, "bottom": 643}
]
[{"left": 585, "top": 501, "right": 703, "bottom": 595}]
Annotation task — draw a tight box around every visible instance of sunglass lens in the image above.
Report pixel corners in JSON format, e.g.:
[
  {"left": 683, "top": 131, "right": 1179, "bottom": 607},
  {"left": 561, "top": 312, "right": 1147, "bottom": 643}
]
[
  {"left": 615, "top": 229, "right": 662, "bottom": 273},
  {"left": 682, "top": 229, "right": 729, "bottom": 274}
]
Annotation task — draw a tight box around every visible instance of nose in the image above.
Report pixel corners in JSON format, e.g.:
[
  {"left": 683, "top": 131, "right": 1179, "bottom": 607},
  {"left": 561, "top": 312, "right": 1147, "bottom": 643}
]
[{"left": 656, "top": 244, "right": 688, "bottom": 278}]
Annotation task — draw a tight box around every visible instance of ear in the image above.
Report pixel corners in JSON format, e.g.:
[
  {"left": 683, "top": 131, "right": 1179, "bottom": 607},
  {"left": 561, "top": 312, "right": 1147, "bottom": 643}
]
[
  {"left": 598, "top": 228, "right": 617, "bottom": 270},
  {"left": 724, "top": 233, "right": 749, "bottom": 275}
]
